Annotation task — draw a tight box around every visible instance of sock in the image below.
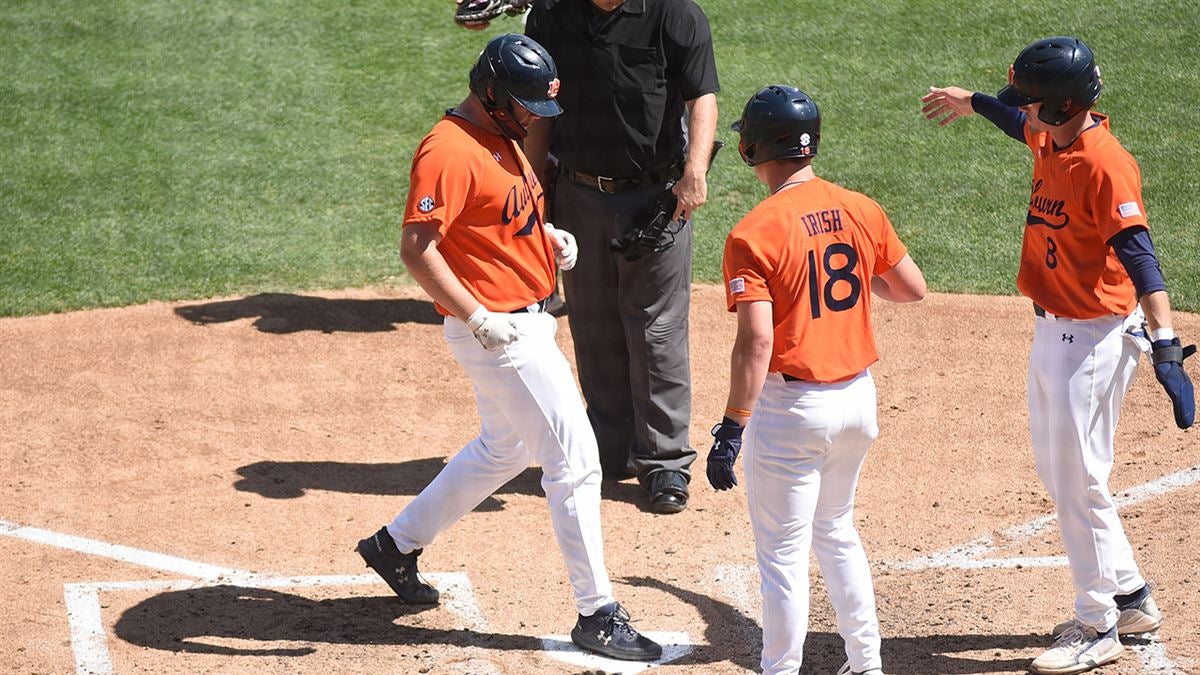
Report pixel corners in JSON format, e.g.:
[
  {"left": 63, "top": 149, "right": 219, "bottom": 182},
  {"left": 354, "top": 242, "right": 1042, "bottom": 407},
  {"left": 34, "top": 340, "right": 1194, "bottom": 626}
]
[{"left": 1114, "top": 584, "right": 1150, "bottom": 608}]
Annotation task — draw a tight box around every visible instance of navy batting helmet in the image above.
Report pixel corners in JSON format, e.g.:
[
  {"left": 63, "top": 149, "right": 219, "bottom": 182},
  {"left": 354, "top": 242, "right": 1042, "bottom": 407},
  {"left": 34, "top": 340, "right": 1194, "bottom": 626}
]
[
  {"left": 469, "top": 33, "right": 562, "bottom": 140},
  {"left": 997, "top": 36, "right": 1102, "bottom": 126},
  {"left": 731, "top": 85, "right": 820, "bottom": 166}
]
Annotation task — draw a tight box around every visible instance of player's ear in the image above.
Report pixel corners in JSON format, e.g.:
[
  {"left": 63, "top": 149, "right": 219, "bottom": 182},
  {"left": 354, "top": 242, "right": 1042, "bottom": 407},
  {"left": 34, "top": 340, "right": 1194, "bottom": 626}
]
[{"left": 1059, "top": 98, "right": 1073, "bottom": 114}]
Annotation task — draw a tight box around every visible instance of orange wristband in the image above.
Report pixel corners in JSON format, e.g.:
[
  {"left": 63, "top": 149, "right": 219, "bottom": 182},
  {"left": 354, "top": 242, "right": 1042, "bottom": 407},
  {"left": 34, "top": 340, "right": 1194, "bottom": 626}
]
[{"left": 724, "top": 406, "right": 753, "bottom": 418}]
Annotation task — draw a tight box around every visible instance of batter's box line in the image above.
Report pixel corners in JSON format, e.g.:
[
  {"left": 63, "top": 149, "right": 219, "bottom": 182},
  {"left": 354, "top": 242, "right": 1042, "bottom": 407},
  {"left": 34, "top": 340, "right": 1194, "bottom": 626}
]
[
  {"left": 893, "top": 463, "right": 1200, "bottom": 572},
  {"left": 713, "top": 564, "right": 1177, "bottom": 675},
  {"left": 3, "top": 520, "right": 695, "bottom": 674},
  {"left": 63, "top": 572, "right": 487, "bottom": 675}
]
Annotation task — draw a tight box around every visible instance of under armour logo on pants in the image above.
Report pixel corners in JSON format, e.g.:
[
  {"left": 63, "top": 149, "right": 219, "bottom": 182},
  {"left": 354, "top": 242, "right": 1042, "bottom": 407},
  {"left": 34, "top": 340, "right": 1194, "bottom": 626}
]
[{"left": 1062, "top": 333, "right": 1074, "bottom": 343}]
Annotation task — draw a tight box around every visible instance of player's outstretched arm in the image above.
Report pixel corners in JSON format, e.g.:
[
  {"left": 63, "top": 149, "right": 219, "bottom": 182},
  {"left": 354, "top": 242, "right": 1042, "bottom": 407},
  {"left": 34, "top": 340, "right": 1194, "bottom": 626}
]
[
  {"left": 924, "top": 86, "right": 1027, "bottom": 141},
  {"left": 921, "top": 86, "right": 975, "bottom": 126},
  {"left": 872, "top": 254, "right": 927, "bottom": 303}
]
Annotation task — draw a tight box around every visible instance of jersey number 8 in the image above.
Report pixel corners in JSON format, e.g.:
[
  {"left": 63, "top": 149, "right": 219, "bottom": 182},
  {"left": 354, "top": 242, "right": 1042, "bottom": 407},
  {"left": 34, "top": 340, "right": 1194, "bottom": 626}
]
[{"left": 806, "top": 242, "right": 862, "bottom": 319}]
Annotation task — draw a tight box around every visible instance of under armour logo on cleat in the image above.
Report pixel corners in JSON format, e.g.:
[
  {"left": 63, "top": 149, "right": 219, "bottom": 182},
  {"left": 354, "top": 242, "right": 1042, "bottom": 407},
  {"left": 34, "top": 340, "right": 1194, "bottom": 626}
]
[
  {"left": 1062, "top": 333, "right": 1074, "bottom": 343},
  {"left": 597, "top": 631, "right": 612, "bottom": 645}
]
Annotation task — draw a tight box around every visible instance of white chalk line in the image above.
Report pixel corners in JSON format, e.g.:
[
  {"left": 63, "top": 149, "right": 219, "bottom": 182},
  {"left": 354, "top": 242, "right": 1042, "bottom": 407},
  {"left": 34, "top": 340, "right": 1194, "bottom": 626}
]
[
  {"left": 0, "top": 517, "right": 491, "bottom": 674},
  {"left": 893, "top": 464, "right": 1200, "bottom": 572},
  {"left": 710, "top": 464, "right": 1200, "bottom": 675},
  {"left": 62, "top": 572, "right": 485, "bottom": 675},
  {"left": 0, "top": 518, "right": 248, "bottom": 580},
  {"left": 714, "top": 565, "right": 1179, "bottom": 674},
  {"left": 1129, "top": 639, "right": 1177, "bottom": 673}
]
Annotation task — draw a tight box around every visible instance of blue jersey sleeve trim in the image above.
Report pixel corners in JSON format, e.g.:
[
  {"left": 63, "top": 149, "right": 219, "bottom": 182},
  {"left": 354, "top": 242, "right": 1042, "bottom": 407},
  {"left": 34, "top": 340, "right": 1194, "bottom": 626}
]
[{"left": 971, "top": 92, "right": 1026, "bottom": 142}]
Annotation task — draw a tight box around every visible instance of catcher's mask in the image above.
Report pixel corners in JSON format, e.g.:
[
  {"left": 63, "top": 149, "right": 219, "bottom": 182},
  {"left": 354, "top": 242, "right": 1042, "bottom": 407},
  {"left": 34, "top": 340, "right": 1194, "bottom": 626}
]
[
  {"left": 997, "top": 36, "right": 1102, "bottom": 126},
  {"left": 469, "top": 33, "right": 563, "bottom": 140},
  {"left": 731, "top": 85, "right": 820, "bottom": 166}
]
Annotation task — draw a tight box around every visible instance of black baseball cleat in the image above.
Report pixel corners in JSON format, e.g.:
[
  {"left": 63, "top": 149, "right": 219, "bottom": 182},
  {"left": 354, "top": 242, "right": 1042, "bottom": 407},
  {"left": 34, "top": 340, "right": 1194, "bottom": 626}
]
[
  {"left": 356, "top": 527, "right": 439, "bottom": 604},
  {"left": 571, "top": 602, "right": 662, "bottom": 661}
]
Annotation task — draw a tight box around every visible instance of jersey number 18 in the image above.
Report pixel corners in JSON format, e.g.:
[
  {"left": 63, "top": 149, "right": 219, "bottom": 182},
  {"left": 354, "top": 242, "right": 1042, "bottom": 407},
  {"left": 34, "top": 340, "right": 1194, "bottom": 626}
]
[{"left": 806, "top": 242, "right": 862, "bottom": 318}]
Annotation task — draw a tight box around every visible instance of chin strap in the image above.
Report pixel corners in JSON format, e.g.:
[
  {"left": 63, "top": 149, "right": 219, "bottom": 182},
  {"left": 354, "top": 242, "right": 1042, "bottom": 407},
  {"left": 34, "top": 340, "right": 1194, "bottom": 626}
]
[{"left": 478, "top": 94, "right": 527, "bottom": 140}]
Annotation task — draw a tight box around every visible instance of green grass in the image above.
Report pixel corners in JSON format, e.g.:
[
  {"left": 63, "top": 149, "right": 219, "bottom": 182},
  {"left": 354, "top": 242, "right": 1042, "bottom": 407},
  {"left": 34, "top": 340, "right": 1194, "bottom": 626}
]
[{"left": 1, "top": 1, "right": 1197, "bottom": 316}]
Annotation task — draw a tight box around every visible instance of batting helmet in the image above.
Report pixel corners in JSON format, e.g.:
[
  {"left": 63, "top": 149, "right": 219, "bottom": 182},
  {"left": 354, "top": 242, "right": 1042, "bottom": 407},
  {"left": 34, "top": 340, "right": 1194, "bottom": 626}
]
[
  {"left": 997, "top": 36, "right": 1102, "bottom": 126},
  {"left": 469, "top": 33, "right": 562, "bottom": 140},
  {"left": 731, "top": 85, "right": 820, "bottom": 166}
]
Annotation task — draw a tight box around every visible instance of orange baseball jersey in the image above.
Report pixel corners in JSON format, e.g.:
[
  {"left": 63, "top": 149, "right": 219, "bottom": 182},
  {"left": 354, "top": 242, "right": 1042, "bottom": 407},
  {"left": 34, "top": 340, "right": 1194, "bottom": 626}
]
[
  {"left": 1017, "top": 113, "right": 1143, "bottom": 319},
  {"left": 403, "top": 115, "right": 556, "bottom": 315},
  {"left": 723, "top": 177, "right": 908, "bottom": 383}
]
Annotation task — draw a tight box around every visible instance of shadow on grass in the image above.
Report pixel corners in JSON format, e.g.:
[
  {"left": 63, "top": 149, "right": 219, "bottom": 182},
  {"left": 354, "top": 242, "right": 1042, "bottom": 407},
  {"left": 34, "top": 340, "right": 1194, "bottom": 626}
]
[{"left": 174, "top": 293, "right": 441, "bottom": 333}]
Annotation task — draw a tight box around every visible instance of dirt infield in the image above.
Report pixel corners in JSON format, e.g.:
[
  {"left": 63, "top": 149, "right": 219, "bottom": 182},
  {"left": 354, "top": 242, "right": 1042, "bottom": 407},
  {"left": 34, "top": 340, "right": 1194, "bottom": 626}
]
[{"left": 2, "top": 286, "right": 1197, "bottom": 674}]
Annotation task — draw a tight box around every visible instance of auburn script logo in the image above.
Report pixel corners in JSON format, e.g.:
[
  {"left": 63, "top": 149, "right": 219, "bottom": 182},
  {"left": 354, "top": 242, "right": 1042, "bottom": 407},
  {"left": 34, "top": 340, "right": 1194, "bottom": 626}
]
[{"left": 1026, "top": 178, "right": 1069, "bottom": 230}]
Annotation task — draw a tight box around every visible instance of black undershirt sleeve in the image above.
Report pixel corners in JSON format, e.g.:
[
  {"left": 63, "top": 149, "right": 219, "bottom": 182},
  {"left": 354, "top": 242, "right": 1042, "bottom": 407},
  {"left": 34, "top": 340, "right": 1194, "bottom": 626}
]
[
  {"left": 1110, "top": 226, "right": 1168, "bottom": 297},
  {"left": 971, "top": 92, "right": 1026, "bottom": 142}
]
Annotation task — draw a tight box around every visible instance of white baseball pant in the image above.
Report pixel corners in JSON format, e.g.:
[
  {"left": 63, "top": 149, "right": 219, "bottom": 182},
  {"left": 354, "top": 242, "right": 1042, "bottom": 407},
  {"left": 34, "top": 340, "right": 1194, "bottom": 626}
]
[
  {"left": 387, "top": 310, "right": 615, "bottom": 615},
  {"left": 744, "top": 371, "right": 883, "bottom": 675},
  {"left": 1028, "top": 309, "right": 1146, "bottom": 631}
]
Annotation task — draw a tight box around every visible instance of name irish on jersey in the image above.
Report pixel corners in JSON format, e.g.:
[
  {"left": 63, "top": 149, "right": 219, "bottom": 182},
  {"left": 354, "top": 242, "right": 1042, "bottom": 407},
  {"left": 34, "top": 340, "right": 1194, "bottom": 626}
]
[{"left": 723, "top": 177, "right": 907, "bottom": 384}]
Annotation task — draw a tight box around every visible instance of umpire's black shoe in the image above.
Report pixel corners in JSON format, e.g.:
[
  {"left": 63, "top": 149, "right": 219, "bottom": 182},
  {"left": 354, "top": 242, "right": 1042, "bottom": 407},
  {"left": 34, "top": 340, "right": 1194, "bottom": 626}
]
[
  {"left": 648, "top": 470, "right": 688, "bottom": 514},
  {"left": 571, "top": 602, "right": 662, "bottom": 661},
  {"left": 356, "top": 527, "right": 439, "bottom": 604}
]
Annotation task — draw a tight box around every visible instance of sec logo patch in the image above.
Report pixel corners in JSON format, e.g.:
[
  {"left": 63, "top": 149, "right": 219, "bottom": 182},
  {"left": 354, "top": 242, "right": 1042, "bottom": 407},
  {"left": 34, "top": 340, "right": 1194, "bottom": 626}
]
[{"left": 418, "top": 196, "right": 435, "bottom": 213}]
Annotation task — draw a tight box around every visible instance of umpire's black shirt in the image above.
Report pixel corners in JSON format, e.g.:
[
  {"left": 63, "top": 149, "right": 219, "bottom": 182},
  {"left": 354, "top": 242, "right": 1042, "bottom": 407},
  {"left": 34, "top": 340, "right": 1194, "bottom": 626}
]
[{"left": 526, "top": 0, "right": 719, "bottom": 178}]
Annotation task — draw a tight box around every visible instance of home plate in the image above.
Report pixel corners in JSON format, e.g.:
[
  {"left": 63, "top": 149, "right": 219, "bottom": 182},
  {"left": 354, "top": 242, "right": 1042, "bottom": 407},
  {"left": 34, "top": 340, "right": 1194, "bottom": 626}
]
[{"left": 540, "top": 632, "right": 693, "bottom": 673}]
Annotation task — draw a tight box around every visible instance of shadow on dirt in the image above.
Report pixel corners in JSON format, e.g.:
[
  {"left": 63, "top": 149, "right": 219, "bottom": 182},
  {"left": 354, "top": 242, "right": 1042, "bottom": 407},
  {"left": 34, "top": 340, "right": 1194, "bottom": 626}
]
[
  {"left": 625, "top": 576, "right": 1056, "bottom": 674},
  {"left": 112, "top": 585, "right": 540, "bottom": 657},
  {"left": 111, "top": 580, "right": 1060, "bottom": 672},
  {"left": 233, "top": 459, "right": 544, "bottom": 512},
  {"left": 234, "top": 459, "right": 656, "bottom": 511},
  {"left": 174, "top": 293, "right": 441, "bottom": 333}
]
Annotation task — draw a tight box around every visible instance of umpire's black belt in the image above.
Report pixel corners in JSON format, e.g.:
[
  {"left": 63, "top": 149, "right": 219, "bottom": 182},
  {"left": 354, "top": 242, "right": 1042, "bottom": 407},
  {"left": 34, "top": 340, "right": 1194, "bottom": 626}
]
[{"left": 561, "top": 162, "right": 682, "bottom": 194}]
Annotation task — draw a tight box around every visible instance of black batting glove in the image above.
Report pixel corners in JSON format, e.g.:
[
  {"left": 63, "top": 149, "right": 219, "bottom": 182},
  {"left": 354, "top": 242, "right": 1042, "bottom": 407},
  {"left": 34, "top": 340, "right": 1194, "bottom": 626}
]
[
  {"left": 706, "top": 417, "right": 744, "bottom": 491},
  {"left": 1152, "top": 337, "right": 1196, "bottom": 429}
]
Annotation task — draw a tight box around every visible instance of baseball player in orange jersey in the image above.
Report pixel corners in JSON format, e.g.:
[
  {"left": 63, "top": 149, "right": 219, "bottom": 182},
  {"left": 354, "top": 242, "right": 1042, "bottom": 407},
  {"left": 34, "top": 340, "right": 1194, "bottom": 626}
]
[
  {"left": 923, "top": 37, "right": 1195, "bottom": 674},
  {"left": 707, "top": 85, "right": 927, "bottom": 675},
  {"left": 354, "top": 33, "right": 661, "bottom": 661}
]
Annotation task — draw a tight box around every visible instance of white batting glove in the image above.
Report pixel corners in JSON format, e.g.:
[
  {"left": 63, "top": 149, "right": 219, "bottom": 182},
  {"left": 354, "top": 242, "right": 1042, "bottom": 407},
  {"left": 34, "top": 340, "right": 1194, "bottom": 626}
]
[
  {"left": 545, "top": 222, "right": 578, "bottom": 271},
  {"left": 465, "top": 306, "right": 518, "bottom": 351}
]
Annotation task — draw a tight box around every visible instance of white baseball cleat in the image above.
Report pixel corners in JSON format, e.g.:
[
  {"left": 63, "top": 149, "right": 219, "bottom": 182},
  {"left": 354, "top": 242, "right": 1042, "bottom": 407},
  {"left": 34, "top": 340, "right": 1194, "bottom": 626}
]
[
  {"left": 1031, "top": 623, "right": 1122, "bottom": 675},
  {"left": 1052, "top": 586, "right": 1163, "bottom": 637},
  {"left": 835, "top": 661, "right": 884, "bottom": 675},
  {"left": 1116, "top": 590, "right": 1164, "bottom": 634}
]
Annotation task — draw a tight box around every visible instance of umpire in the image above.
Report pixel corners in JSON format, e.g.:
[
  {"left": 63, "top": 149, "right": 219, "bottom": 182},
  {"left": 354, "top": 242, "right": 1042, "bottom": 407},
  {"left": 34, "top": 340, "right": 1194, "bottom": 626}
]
[{"left": 522, "top": 0, "right": 720, "bottom": 514}]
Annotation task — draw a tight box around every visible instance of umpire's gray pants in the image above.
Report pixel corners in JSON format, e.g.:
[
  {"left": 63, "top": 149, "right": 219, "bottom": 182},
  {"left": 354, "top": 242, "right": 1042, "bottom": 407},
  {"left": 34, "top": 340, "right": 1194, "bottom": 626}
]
[{"left": 554, "top": 175, "right": 697, "bottom": 485}]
